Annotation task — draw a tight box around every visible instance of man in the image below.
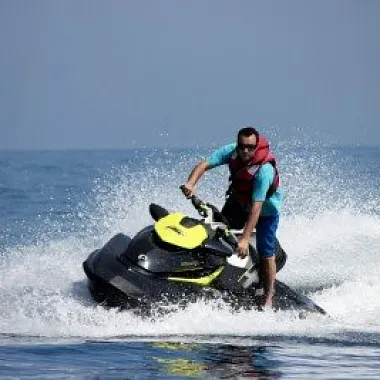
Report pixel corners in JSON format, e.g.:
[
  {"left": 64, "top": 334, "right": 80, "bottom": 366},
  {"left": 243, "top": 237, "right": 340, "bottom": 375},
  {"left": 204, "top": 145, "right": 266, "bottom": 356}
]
[{"left": 181, "top": 127, "right": 283, "bottom": 309}]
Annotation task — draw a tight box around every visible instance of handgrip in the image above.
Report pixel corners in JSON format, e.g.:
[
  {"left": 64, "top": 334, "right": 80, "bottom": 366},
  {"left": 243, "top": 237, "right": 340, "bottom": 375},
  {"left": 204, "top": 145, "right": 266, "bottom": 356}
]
[{"left": 180, "top": 185, "right": 208, "bottom": 217}]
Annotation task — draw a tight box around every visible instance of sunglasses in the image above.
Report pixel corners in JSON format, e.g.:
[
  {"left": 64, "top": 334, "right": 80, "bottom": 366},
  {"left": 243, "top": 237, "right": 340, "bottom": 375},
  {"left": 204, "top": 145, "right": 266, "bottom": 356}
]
[{"left": 237, "top": 143, "right": 257, "bottom": 152}]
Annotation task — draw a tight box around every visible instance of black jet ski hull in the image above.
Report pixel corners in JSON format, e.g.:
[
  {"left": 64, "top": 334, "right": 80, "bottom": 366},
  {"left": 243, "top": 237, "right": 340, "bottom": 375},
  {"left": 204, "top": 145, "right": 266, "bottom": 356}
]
[
  {"left": 83, "top": 233, "right": 326, "bottom": 315},
  {"left": 83, "top": 246, "right": 205, "bottom": 309}
]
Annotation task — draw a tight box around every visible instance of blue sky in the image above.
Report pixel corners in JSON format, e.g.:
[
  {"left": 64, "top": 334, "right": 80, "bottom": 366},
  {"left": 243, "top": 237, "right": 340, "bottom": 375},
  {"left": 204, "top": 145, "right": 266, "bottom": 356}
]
[{"left": 1, "top": 0, "right": 379, "bottom": 150}]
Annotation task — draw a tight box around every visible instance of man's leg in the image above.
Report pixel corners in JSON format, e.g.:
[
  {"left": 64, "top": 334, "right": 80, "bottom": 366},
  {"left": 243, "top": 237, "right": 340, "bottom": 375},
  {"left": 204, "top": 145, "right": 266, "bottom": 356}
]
[{"left": 256, "top": 214, "right": 280, "bottom": 308}]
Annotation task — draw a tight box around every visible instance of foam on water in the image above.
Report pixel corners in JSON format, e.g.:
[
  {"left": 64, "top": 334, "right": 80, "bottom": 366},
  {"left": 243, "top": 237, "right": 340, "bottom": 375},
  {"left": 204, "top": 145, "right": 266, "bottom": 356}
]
[{"left": 0, "top": 147, "right": 379, "bottom": 342}]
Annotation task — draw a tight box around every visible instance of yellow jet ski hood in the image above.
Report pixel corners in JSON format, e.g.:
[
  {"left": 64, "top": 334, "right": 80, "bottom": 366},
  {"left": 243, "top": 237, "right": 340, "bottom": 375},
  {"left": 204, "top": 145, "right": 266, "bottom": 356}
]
[{"left": 154, "top": 212, "right": 208, "bottom": 249}]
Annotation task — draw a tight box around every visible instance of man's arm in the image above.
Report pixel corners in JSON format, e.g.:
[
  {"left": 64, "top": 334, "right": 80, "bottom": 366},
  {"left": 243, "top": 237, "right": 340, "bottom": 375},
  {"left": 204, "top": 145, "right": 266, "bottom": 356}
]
[
  {"left": 182, "top": 143, "right": 236, "bottom": 198},
  {"left": 237, "top": 201, "right": 262, "bottom": 257},
  {"left": 182, "top": 161, "right": 210, "bottom": 198}
]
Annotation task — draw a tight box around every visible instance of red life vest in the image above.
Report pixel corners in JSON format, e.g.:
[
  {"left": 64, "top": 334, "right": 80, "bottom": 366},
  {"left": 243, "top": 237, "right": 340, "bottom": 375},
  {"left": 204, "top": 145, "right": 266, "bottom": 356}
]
[{"left": 227, "top": 134, "right": 280, "bottom": 204}]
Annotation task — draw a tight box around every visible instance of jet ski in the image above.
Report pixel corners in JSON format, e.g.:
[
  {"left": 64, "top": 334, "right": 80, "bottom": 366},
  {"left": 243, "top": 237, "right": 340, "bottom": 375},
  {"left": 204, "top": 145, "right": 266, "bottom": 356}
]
[{"left": 83, "top": 193, "right": 326, "bottom": 316}]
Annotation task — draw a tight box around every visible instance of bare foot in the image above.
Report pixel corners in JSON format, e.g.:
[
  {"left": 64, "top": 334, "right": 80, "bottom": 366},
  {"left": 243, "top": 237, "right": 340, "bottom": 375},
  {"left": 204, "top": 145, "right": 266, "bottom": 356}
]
[{"left": 262, "top": 297, "right": 273, "bottom": 309}]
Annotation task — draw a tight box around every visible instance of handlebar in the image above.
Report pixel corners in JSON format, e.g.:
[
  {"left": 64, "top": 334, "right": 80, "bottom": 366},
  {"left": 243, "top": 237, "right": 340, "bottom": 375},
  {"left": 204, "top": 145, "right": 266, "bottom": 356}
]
[
  {"left": 180, "top": 185, "right": 239, "bottom": 253},
  {"left": 179, "top": 185, "right": 229, "bottom": 225},
  {"left": 214, "top": 227, "right": 239, "bottom": 250},
  {"left": 180, "top": 185, "right": 206, "bottom": 214}
]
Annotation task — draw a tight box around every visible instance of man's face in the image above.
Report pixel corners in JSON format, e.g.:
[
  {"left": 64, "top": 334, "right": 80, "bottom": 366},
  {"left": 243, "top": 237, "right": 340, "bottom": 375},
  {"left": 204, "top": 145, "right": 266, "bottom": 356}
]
[{"left": 237, "top": 134, "right": 257, "bottom": 163}]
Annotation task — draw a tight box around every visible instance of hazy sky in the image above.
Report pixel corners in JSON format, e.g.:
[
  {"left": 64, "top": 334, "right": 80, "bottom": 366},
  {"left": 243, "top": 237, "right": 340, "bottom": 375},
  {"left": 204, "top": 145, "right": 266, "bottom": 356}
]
[{"left": 1, "top": 0, "right": 379, "bottom": 150}]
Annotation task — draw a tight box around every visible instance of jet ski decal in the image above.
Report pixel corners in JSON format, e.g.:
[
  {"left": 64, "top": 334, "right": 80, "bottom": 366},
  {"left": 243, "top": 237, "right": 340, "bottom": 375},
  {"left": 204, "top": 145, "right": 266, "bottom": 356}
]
[
  {"left": 154, "top": 212, "right": 208, "bottom": 249},
  {"left": 168, "top": 266, "right": 224, "bottom": 285}
]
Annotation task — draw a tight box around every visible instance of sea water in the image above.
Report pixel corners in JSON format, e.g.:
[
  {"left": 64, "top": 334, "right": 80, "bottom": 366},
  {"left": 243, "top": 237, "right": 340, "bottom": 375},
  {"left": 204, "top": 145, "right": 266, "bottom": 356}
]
[{"left": 0, "top": 146, "right": 379, "bottom": 379}]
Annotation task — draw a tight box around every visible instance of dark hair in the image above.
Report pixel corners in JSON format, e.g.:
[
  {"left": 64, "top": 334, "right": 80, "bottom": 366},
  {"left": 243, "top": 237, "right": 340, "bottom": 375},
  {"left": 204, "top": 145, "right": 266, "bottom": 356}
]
[{"left": 237, "top": 127, "right": 258, "bottom": 139}]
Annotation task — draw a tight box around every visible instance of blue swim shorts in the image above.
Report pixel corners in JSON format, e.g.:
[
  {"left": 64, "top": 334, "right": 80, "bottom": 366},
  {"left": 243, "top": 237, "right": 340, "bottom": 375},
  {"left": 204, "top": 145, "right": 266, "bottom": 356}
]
[{"left": 255, "top": 214, "right": 280, "bottom": 257}]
